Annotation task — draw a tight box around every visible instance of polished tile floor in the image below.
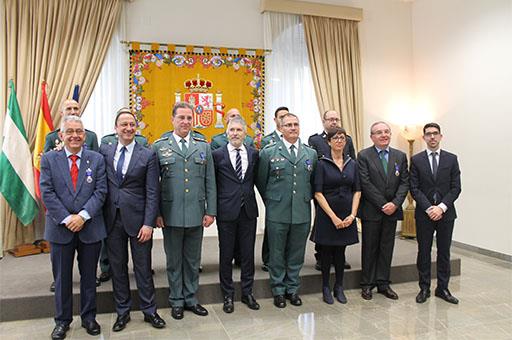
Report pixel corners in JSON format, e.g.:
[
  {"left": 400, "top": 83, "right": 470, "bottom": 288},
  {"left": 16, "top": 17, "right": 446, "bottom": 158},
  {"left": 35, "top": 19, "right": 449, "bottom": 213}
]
[{"left": 1, "top": 247, "right": 510, "bottom": 340}]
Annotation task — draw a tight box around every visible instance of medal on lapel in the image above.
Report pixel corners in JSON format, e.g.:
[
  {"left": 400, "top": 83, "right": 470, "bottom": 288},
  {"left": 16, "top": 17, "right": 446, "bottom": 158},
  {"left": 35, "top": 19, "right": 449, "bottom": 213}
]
[
  {"left": 86, "top": 160, "right": 93, "bottom": 183},
  {"left": 305, "top": 159, "right": 313, "bottom": 171},
  {"left": 394, "top": 162, "right": 400, "bottom": 177}
]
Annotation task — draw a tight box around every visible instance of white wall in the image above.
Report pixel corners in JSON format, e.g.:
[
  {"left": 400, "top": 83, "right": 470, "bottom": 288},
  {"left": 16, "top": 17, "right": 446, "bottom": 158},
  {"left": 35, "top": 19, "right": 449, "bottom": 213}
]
[{"left": 411, "top": 0, "right": 512, "bottom": 255}]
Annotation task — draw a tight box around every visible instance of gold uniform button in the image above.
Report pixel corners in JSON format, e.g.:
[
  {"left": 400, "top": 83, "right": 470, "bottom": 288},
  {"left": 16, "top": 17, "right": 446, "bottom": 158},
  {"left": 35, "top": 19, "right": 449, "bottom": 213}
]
[
  {"left": 293, "top": 182, "right": 297, "bottom": 185},
  {"left": 185, "top": 189, "right": 189, "bottom": 193},
  {"left": 185, "top": 178, "right": 189, "bottom": 182},
  {"left": 185, "top": 159, "right": 188, "bottom": 162},
  {"left": 185, "top": 169, "right": 189, "bottom": 172},
  {"left": 293, "top": 174, "right": 297, "bottom": 177},
  {"left": 293, "top": 190, "right": 296, "bottom": 194}
]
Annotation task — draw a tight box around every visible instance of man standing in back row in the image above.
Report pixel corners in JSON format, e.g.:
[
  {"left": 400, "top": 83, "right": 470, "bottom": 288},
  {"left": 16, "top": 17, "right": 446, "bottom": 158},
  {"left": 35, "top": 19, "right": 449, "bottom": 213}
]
[
  {"left": 410, "top": 123, "right": 461, "bottom": 304},
  {"left": 358, "top": 121, "right": 409, "bottom": 301}
]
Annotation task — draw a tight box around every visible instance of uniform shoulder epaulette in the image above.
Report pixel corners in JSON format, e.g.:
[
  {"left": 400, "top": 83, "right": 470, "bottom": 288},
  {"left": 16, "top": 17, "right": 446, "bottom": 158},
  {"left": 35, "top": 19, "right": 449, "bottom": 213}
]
[
  {"left": 302, "top": 143, "right": 314, "bottom": 150},
  {"left": 153, "top": 136, "right": 168, "bottom": 144},
  {"left": 192, "top": 135, "right": 207, "bottom": 143}
]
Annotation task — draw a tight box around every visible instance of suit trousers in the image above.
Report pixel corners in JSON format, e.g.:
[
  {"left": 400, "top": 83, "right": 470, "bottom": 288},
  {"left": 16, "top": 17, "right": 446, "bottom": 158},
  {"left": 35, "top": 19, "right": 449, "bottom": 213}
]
[
  {"left": 416, "top": 218, "right": 455, "bottom": 290},
  {"left": 266, "top": 220, "right": 310, "bottom": 296},
  {"left": 162, "top": 225, "right": 203, "bottom": 307},
  {"left": 50, "top": 234, "right": 101, "bottom": 324},
  {"left": 262, "top": 227, "right": 269, "bottom": 265},
  {"left": 99, "top": 239, "right": 110, "bottom": 274},
  {"left": 217, "top": 208, "right": 257, "bottom": 297},
  {"left": 361, "top": 219, "right": 397, "bottom": 289},
  {"left": 107, "top": 212, "right": 156, "bottom": 316}
]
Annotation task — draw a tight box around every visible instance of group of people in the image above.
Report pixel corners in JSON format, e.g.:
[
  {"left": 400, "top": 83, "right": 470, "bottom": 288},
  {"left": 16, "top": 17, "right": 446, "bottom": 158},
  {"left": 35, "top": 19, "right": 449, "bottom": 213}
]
[{"left": 40, "top": 99, "right": 461, "bottom": 340}]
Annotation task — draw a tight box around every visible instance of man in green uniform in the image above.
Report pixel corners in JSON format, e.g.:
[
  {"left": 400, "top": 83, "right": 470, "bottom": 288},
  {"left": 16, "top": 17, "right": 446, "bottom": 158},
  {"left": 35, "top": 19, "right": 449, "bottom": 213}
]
[
  {"left": 43, "top": 99, "right": 99, "bottom": 152},
  {"left": 259, "top": 106, "right": 289, "bottom": 149},
  {"left": 210, "top": 108, "right": 254, "bottom": 150},
  {"left": 153, "top": 102, "right": 216, "bottom": 320},
  {"left": 256, "top": 113, "right": 317, "bottom": 308}
]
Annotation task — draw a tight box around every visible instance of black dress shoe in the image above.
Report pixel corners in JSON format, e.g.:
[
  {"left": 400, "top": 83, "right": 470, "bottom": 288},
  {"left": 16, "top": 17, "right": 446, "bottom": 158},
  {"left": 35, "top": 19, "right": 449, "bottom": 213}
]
[
  {"left": 99, "top": 272, "right": 111, "bottom": 282},
  {"left": 333, "top": 285, "right": 347, "bottom": 304},
  {"left": 81, "top": 319, "right": 101, "bottom": 336},
  {"left": 261, "top": 263, "right": 269, "bottom": 272},
  {"left": 285, "top": 293, "right": 302, "bottom": 306},
  {"left": 223, "top": 296, "right": 234, "bottom": 313},
  {"left": 171, "top": 306, "right": 184, "bottom": 320},
  {"left": 112, "top": 313, "right": 130, "bottom": 332},
  {"left": 50, "top": 281, "right": 56, "bottom": 293},
  {"left": 273, "top": 295, "right": 286, "bottom": 308},
  {"left": 51, "top": 323, "right": 69, "bottom": 340},
  {"left": 241, "top": 294, "right": 260, "bottom": 310},
  {"left": 361, "top": 288, "right": 372, "bottom": 300},
  {"left": 416, "top": 289, "right": 431, "bottom": 304},
  {"left": 435, "top": 288, "right": 459, "bottom": 304},
  {"left": 344, "top": 261, "right": 351, "bottom": 269},
  {"left": 144, "top": 312, "right": 166, "bottom": 328},
  {"left": 184, "top": 304, "right": 209, "bottom": 316},
  {"left": 378, "top": 287, "right": 399, "bottom": 300}
]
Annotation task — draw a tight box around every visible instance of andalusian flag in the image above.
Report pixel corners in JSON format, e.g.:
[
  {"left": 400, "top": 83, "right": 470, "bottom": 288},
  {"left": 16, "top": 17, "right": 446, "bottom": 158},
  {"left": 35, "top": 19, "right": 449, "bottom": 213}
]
[
  {"left": 0, "top": 80, "right": 38, "bottom": 225},
  {"left": 33, "top": 81, "right": 54, "bottom": 200}
]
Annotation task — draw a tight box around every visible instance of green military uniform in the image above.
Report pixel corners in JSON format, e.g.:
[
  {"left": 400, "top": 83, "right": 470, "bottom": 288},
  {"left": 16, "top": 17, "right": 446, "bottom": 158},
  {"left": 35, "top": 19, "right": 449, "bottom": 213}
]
[
  {"left": 260, "top": 130, "right": 281, "bottom": 149},
  {"left": 43, "top": 129, "right": 99, "bottom": 152},
  {"left": 153, "top": 133, "right": 216, "bottom": 307},
  {"left": 210, "top": 132, "right": 254, "bottom": 151},
  {"left": 256, "top": 139, "right": 317, "bottom": 296},
  {"left": 100, "top": 133, "right": 150, "bottom": 148},
  {"left": 161, "top": 130, "right": 206, "bottom": 140}
]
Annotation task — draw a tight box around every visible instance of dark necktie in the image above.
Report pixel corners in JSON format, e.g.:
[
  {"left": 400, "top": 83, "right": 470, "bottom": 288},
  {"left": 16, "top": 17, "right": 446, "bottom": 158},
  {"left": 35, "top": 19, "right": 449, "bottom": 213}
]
[
  {"left": 116, "top": 146, "right": 126, "bottom": 183},
  {"left": 379, "top": 150, "right": 388, "bottom": 175},
  {"left": 180, "top": 138, "right": 188, "bottom": 154},
  {"left": 235, "top": 148, "right": 243, "bottom": 181},
  {"left": 431, "top": 151, "right": 438, "bottom": 178},
  {"left": 69, "top": 154, "right": 79, "bottom": 191},
  {"left": 290, "top": 145, "right": 296, "bottom": 162}
]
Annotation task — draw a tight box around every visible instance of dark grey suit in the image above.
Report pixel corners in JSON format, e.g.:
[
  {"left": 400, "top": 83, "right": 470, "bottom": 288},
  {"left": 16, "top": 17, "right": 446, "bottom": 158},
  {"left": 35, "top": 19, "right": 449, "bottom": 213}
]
[
  {"left": 357, "top": 146, "right": 409, "bottom": 289},
  {"left": 100, "top": 142, "right": 160, "bottom": 316}
]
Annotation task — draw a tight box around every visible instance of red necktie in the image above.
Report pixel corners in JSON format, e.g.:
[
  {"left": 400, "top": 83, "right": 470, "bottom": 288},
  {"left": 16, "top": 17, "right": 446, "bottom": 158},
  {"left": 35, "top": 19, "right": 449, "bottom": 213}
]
[{"left": 69, "top": 154, "right": 79, "bottom": 191}]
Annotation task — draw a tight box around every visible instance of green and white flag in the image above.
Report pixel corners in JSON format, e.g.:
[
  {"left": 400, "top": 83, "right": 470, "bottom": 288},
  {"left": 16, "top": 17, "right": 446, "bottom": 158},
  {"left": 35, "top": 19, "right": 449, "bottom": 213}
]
[{"left": 0, "top": 80, "right": 38, "bottom": 225}]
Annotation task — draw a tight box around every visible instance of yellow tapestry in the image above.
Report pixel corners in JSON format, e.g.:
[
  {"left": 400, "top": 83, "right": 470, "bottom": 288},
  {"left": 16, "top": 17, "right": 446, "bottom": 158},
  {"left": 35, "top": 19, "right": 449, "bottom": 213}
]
[{"left": 129, "top": 45, "right": 265, "bottom": 145}]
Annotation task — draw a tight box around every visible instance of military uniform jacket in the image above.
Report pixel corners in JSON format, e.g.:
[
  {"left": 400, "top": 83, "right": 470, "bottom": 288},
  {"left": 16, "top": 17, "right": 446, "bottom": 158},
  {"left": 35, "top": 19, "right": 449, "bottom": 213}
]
[
  {"left": 260, "top": 130, "right": 280, "bottom": 149},
  {"left": 101, "top": 133, "right": 149, "bottom": 148},
  {"left": 153, "top": 134, "right": 217, "bottom": 227},
  {"left": 44, "top": 129, "right": 99, "bottom": 152},
  {"left": 210, "top": 132, "right": 254, "bottom": 150},
  {"left": 256, "top": 139, "right": 317, "bottom": 224}
]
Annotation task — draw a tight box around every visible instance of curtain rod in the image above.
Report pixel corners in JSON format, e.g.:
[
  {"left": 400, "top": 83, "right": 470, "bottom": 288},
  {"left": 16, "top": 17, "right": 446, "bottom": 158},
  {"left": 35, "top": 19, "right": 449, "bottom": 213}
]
[{"left": 120, "top": 41, "right": 271, "bottom": 53}]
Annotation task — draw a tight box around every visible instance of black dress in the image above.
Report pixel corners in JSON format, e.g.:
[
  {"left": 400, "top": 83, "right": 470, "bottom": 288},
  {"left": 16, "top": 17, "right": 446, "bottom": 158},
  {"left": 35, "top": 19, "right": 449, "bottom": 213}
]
[{"left": 313, "top": 157, "right": 360, "bottom": 246}]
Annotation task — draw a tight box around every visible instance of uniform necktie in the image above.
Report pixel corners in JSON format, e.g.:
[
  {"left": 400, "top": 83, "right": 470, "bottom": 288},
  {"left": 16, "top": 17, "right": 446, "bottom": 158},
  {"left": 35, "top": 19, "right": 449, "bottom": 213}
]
[
  {"left": 69, "top": 154, "right": 79, "bottom": 190},
  {"left": 235, "top": 148, "right": 243, "bottom": 181},
  {"left": 431, "top": 151, "right": 438, "bottom": 178},
  {"left": 180, "top": 138, "right": 188, "bottom": 154},
  {"left": 379, "top": 150, "right": 388, "bottom": 175},
  {"left": 290, "top": 144, "right": 296, "bottom": 162},
  {"left": 116, "top": 146, "right": 126, "bottom": 183}
]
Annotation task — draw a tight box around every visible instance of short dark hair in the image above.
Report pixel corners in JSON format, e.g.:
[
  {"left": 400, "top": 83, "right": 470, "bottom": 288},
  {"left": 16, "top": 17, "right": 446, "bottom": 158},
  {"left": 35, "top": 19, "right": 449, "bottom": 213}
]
[
  {"left": 172, "top": 102, "right": 194, "bottom": 117},
  {"left": 423, "top": 122, "right": 441, "bottom": 134},
  {"left": 326, "top": 127, "right": 347, "bottom": 142},
  {"left": 114, "top": 107, "right": 136, "bottom": 126},
  {"left": 274, "top": 106, "right": 289, "bottom": 118},
  {"left": 279, "top": 112, "right": 299, "bottom": 126}
]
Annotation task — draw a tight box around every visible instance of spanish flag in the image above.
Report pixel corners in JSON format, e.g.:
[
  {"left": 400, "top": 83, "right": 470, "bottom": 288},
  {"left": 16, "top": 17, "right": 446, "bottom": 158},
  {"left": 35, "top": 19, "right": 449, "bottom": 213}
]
[{"left": 33, "top": 81, "right": 54, "bottom": 200}]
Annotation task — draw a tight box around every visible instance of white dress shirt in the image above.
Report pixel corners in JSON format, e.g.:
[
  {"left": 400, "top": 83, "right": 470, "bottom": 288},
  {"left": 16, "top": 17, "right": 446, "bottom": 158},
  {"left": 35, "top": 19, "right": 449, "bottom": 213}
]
[
  {"left": 425, "top": 148, "right": 447, "bottom": 213},
  {"left": 282, "top": 138, "right": 300, "bottom": 158},
  {"left": 173, "top": 132, "right": 190, "bottom": 152},
  {"left": 113, "top": 140, "right": 136, "bottom": 178},
  {"left": 227, "top": 143, "right": 248, "bottom": 179},
  {"left": 62, "top": 147, "right": 90, "bottom": 223}
]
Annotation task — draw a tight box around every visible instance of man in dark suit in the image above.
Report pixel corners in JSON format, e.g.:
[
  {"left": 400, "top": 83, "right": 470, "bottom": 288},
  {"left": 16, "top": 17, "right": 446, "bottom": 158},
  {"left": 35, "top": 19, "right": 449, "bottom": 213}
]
[
  {"left": 40, "top": 115, "right": 107, "bottom": 340},
  {"left": 99, "top": 108, "right": 165, "bottom": 332},
  {"left": 410, "top": 123, "right": 461, "bottom": 304},
  {"left": 308, "top": 109, "right": 356, "bottom": 271},
  {"left": 358, "top": 121, "right": 409, "bottom": 301},
  {"left": 212, "top": 117, "right": 260, "bottom": 313}
]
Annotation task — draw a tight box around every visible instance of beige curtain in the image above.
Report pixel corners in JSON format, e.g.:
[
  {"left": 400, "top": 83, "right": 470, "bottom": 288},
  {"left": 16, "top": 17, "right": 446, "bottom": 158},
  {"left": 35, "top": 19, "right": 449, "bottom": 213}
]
[
  {"left": 302, "top": 15, "right": 363, "bottom": 152},
  {"left": 0, "top": 0, "right": 121, "bottom": 252}
]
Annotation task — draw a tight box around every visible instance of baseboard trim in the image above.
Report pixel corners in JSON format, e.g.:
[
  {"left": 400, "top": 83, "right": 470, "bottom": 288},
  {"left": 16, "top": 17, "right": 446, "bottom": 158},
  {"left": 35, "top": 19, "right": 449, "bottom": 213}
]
[{"left": 452, "top": 240, "right": 511, "bottom": 262}]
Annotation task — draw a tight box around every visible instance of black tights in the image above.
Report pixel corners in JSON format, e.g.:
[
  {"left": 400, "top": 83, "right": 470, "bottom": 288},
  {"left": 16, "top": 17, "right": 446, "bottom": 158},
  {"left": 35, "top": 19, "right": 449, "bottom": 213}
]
[{"left": 318, "top": 244, "right": 346, "bottom": 288}]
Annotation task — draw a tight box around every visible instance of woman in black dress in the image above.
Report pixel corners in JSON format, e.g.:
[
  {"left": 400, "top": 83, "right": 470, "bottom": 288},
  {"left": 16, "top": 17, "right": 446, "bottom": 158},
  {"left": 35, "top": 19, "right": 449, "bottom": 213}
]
[{"left": 313, "top": 127, "right": 361, "bottom": 304}]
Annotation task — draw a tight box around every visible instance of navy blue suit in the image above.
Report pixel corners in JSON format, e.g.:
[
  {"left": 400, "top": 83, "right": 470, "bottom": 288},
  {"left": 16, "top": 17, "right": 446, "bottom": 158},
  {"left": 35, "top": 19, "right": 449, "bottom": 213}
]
[
  {"left": 212, "top": 145, "right": 259, "bottom": 296},
  {"left": 410, "top": 149, "right": 461, "bottom": 290},
  {"left": 100, "top": 141, "right": 160, "bottom": 316},
  {"left": 40, "top": 148, "right": 107, "bottom": 325}
]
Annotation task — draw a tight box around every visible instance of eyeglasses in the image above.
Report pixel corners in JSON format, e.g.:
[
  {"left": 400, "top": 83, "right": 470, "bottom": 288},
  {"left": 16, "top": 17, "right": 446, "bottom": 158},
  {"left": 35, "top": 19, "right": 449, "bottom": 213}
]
[
  {"left": 331, "top": 135, "right": 346, "bottom": 141},
  {"left": 424, "top": 131, "right": 440, "bottom": 137},
  {"left": 63, "top": 128, "right": 85, "bottom": 135}
]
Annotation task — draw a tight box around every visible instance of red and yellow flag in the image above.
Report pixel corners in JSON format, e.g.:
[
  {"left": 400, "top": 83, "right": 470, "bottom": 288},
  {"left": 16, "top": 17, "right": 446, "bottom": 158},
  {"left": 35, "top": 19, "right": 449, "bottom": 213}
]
[{"left": 33, "top": 81, "right": 54, "bottom": 200}]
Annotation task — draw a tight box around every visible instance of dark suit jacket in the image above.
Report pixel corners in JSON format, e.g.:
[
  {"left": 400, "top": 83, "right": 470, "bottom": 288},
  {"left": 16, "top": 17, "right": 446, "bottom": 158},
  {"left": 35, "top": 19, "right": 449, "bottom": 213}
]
[
  {"left": 40, "top": 149, "right": 107, "bottom": 244},
  {"left": 212, "top": 145, "right": 259, "bottom": 222},
  {"left": 410, "top": 150, "right": 461, "bottom": 221},
  {"left": 308, "top": 132, "right": 356, "bottom": 160},
  {"left": 100, "top": 142, "right": 160, "bottom": 236},
  {"left": 357, "top": 146, "right": 409, "bottom": 221}
]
